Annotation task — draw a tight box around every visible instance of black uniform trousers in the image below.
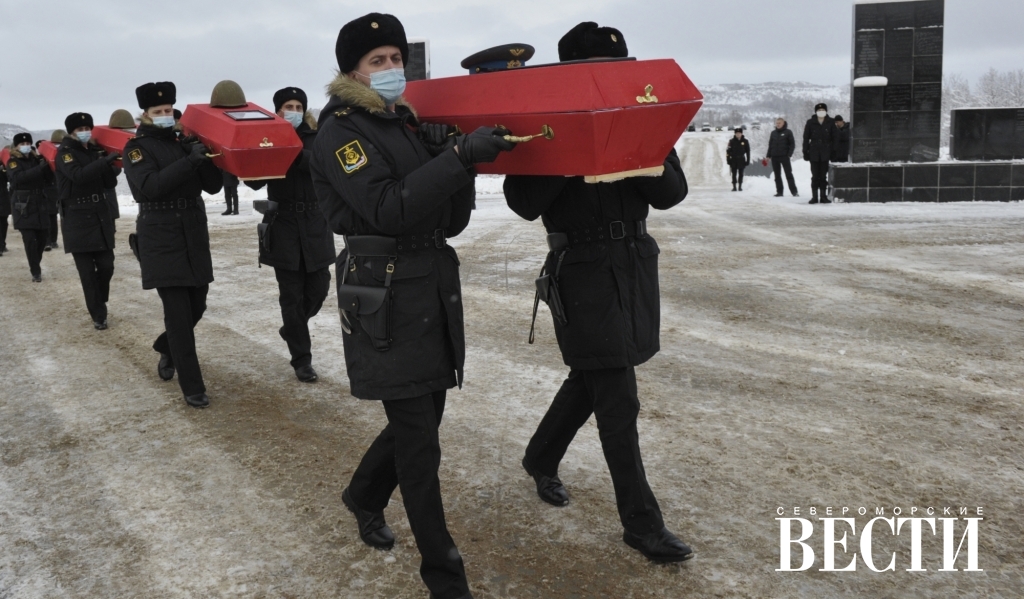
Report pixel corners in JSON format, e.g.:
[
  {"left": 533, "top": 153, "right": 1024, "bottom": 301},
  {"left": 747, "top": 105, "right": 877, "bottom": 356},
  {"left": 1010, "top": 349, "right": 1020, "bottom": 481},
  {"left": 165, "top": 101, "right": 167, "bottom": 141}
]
[
  {"left": 47, "top": 213, "right": 59, "bottom": 245},
  {"left": 348, "top": 390, "right": 471, "bottom": 599},
  {"left": 730, "top": 166, "right": 745, "bottom": 188},
  {"left": 772, "top": 157, "right": 798, "bottom": 195},
  {"left": 274, "top": 259, "right": 331, "bottom": 368},
  {"left": 153, "top": 285, "right": 209, "bottom": 396},
  {"left": 19, "top": 228, "right": 48, "bottom": 277},
  {"left": 224, "top": 185, "right": 238, "bottom": 213},
  {"left": 1, "top": 216, "right": 9, "bottom": 250},
  {"left": 809, "top": 160, "right": 830, "bottom": 199},
  {"left": 525, "top": 366, "right": 665, "bottom": 535},
  {"left": 72, "top": 249, "right": 115, "bottom": 323}
]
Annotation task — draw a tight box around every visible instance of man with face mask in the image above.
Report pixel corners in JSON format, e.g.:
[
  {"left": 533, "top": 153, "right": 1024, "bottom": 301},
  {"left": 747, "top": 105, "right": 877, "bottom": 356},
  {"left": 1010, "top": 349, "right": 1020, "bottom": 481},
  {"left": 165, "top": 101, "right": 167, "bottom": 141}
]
[
  {"left": 6, "top": 132, "right": 54, "bottom": 281},
  {"left": 726, "top": 128, "right": 750, "bottom": 191},
  {"left": 244, "top": 87, "right": 335, "bottom": 382},
  {"left": 55, "top": 112, "right": 121, "bottom": 330},
  {"left": 311, "top": 12, "right": 516, "bottom": 599},
  {"left": 122, "top": 81, "right": 223, "bottom": 409},
  {"left": 802, "top": 102, "right": 836, "bottom": 204}
]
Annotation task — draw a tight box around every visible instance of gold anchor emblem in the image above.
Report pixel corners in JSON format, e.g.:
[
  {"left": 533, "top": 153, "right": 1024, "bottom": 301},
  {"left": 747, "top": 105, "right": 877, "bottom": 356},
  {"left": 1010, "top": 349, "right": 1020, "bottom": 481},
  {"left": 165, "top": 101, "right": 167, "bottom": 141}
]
[
  {"left": 637, "top": 84, "right": 659, "bottom": 104},
  {"left": 259, "top": 137, "right": 274, "bottom": 147}
]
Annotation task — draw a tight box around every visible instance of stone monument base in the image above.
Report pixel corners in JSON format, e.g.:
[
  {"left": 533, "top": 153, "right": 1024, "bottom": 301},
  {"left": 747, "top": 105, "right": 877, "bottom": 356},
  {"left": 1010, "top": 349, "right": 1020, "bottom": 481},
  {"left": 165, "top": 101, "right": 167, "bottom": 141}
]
[{"left": 830, "top": 161, "right": 1024, "bottom": 202}]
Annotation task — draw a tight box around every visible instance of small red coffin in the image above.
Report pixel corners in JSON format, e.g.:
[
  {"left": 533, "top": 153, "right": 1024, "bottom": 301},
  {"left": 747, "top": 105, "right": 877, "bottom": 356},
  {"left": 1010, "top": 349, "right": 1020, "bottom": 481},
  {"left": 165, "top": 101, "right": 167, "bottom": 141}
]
[
  {"left": 1, "top": 147, "right": 10, "bottom": 166},
  {"left": 402, "top": 58, "right": 703, "bottom": 181},
  {"left": 179, "top": 103, "right": 302, "bottom": 180},
  {"left": 92, "top": 125, "right": 135, "bottom": 157},
  {"left": 38, "top": 141, "right": 58, "bottom": 171}
]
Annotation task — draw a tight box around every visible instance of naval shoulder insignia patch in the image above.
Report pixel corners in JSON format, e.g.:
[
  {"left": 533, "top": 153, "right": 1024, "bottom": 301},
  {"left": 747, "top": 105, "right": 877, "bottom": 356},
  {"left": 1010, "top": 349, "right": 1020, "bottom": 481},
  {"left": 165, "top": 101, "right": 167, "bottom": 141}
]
[
  {"left": 7, "top": 160, "right": 16, "bottom": 169},
  {"left": 62, "top": 153, "right": 73, "bottom": 164},
  {"left": 128, "top": 148, "right": 143, "bottom": 164},
  {"left": 336, "top": 140, "right": 368, "bottom": 175}
]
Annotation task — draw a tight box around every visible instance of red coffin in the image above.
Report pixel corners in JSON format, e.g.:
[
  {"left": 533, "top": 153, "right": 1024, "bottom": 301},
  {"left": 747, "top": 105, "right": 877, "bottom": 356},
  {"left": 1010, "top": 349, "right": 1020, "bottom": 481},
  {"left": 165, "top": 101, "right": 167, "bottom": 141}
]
[
  {"left": 38, "top": 141, "right": 58, "bottom": 171},
  {"left": 1, "top": 147, "right": 9, "bottom": 166},
  {"left": 180, "top": 103, "right": 302, "bottom": 180},
  {"left": 402, "top": 58, "right": 703, "bottom": 181},
  {"left": 92, "top": 125, "right": 136, "bottom": 157}
]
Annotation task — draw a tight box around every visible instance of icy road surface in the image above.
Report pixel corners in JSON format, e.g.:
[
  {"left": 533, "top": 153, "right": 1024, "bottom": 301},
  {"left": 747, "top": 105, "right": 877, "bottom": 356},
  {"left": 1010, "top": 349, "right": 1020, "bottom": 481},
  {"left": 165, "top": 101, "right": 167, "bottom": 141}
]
[{"left": 1, "top": 133, "right": 1022, "bottom": 598}]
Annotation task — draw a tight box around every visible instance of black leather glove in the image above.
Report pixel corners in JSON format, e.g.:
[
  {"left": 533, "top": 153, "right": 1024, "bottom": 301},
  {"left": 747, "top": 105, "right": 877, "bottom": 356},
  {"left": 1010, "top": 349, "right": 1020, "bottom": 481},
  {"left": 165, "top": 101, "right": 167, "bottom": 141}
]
[
  {"left": 418, "top": 123, "right": 459, "bottom": 157},
  {"left": 187, "top": 142, "right": 210, "bottom": 166},
  {"left": 454, "top": 126, "right": 516, "bottom": 167},
  {"left": 105, "top": 153, "right": 121, "bottom": 164}
]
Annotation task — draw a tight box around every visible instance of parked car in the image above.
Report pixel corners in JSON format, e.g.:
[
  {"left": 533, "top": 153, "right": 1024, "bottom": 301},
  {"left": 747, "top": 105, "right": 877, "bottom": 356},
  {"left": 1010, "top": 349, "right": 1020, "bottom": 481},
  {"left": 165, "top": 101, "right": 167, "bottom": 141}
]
[
  {"left": 687, "top": 123, "right": 696, "bottom": 132},
  {"left": 715, "top": 126, "right": 723, "bottom": 132},
  {"left": 752, "top": 121, "right": 762, "bottom": 130},
  {"left": 701, "top": 123, "right": 711, "bottom": 132}
]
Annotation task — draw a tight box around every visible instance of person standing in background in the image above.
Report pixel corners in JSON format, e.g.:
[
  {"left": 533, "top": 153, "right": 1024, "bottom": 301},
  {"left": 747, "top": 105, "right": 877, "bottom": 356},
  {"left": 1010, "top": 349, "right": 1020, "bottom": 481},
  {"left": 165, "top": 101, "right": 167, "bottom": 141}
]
[
  {"left": 726, "top": 127, "right": 750, "bottom": 192},
  {"left": 832, "top": 115, "right": 850, "bottom": 163},
  {"left": 767, "top": 117, "right": 798, "bottom": 198},
  {"left": 802, "top": 102, "right": 836, "bottom": 204},
  {"left": 0, "top": 162, "right": 10, "bottom": 256},
  {"left": 222, "top": 169, "right": 239, "bottom": 215}
]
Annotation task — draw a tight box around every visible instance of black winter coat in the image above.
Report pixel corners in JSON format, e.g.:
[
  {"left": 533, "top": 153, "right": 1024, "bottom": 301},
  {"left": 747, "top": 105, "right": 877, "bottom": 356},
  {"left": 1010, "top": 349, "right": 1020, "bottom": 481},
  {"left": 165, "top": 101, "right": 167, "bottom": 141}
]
[
  {"left": 55, "top": 136, "right": 119, "bottom": 254},
  {"left": 246, "top": 118, "right": 336, "bottom": 272},
  {"left": 311, "top": 75, "right": 475, "bottom": 400},
  {"left": 803, "top": 115, "right": 836, "bottom": 162},
  {"left": 6, "top": 149, "right": 54, "bottom": 230},
  {"left": 123, "top": 123, "right": 223, "bottom": 289},
  {"left": 726, "top": 136, "right": 751, "bottom": 168},
  {"left": 766, "top": 124, "right": 796, "bottom": 158},
  {"left": 0, "top": 164, "right": 10, "bottom": 218},
  {"left": 504, "top": 150, "right": 687, "bottom": 370},
  {"left": 832, "top": 124, "right": 850, "bottom": 162}
]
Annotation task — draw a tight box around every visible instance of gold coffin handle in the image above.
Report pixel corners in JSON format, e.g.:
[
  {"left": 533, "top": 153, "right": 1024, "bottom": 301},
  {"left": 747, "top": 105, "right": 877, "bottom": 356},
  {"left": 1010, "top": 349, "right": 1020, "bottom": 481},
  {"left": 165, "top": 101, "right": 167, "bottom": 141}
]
[
  {"left": 637, "top": 84, "right": 659, "bottom": 104},
  {"left": 205, "top": 153, "right": 222, "bottom": 158},
  {"left": 259, "top": 137, "right": 274, "bottom": 148},
  {"left": 503, "top": 124, "right": 554, "bottom": 143}
]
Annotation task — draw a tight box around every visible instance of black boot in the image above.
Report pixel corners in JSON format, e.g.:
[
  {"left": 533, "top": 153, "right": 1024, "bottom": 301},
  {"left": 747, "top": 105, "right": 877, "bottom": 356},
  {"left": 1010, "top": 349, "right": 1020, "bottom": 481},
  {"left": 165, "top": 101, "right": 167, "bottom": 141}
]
[
  {"left": 221, "top": 203, "right": 232, "bottom": 216},
  {"left": 158, "top": 353, "right": 175, "bottom": 381},
  {"left": 184, "top": 393, "right": 209, "bottom": 408},
  {"left": 623, "top": 527, "right": 694, "bottom": 563},
  {"left": 731, "top": 185, "right": 736, "bottom": 192},
  {"left": 522, "top": 456, "right": 569, "bottom": 507},
  {"left": 295, "top": 365, "right": 318, "bottom": 383},
  {"left": 342, "top": 487, "right": 395, "bottom": 550},
  {"left": 232, "top": 197, "right": 239, "bottom": 215}
]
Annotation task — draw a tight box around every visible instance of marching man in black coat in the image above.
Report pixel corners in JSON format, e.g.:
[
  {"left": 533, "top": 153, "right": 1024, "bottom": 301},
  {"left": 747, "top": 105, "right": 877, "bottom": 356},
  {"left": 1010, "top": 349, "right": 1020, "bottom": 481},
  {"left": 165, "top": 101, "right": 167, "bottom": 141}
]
[
  {"left": 6, "top": 132, "right": 53, "bottom": 281},
  {"left": 245, "top": 87, "right": 336, "bottom": 382},
  {"left": 803, "top": 102, "right": 836, "bottom": 204},
  {"left": 503, "top": 21, "right": 694, "bottom": 564},
  {"left": 726, "top": 127, "right": 750, "bottom": 191},
  {"left": 55, "top": 112, "right": 121, "bottom": 330},
  {"left": 311, "top": 13, "right": 515, "bottom": 599},
  {"left": 123, "top": 82, "right": 223, "bottom": 408}
]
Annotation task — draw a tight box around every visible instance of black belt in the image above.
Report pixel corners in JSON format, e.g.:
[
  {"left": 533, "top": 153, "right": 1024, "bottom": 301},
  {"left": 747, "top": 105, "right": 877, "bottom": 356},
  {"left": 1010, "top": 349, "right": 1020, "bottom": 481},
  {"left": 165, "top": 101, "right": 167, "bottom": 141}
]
[
  {"left": 276, "top": 201, "right": 319, "bottom": 212},
  {"left": 70, "top": 193, "right": 104, "bottom": 205},
  {"left": 552, "top": 219, "right": 647, "bottom": 250},
  {"left": 138, "top": 197, "right": 204, "bottom": 212},
  {"left": 395, "top": 229, "right": 447, "bottom": 251}
]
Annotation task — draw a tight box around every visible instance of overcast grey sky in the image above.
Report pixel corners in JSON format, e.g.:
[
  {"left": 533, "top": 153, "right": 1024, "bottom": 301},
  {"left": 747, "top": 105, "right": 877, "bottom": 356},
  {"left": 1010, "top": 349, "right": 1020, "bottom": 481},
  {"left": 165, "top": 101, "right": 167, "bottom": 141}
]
[{"left": 1, "top": 0, "right": 1021, "bottom": 130}]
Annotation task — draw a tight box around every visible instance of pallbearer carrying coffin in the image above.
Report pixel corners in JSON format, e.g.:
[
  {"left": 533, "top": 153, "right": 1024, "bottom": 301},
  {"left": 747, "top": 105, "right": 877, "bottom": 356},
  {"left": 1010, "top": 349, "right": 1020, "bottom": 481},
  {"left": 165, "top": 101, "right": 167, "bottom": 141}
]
[
  {"left": 245, "top": 87, "right": 336, "bottom": 383},
  {"left": 123, "top": 81, "right": 223, "bottom": 409},
  {"left": 54, "top": 112, "right": 121, "bottom": 330},
  {"left": 504, "top": 21, "right": 695, "bottom": 564},
  {"left": 6, "top": 132, "right": 54, "bottom": 282},
  {"left": 310, "top": 12, "right": 515, "bottom": 599}
]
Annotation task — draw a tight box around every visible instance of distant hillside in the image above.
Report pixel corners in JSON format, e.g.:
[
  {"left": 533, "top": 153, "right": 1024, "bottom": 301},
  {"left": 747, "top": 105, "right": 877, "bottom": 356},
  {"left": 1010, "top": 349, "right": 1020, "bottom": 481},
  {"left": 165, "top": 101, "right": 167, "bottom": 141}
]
[
  {"left": 1, "top": 123, "right": 63, "bottom": 148},
  {"left": 694, "top": 82, "right": 850, "bottom": 127}
]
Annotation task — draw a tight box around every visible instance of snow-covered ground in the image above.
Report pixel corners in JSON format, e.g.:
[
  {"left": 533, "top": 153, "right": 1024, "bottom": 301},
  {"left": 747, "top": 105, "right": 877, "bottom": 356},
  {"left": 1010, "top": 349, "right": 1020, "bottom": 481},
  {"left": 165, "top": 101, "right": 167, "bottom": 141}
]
[{"left": 2, "top": 134, "right": 1023, "bottom": 598}]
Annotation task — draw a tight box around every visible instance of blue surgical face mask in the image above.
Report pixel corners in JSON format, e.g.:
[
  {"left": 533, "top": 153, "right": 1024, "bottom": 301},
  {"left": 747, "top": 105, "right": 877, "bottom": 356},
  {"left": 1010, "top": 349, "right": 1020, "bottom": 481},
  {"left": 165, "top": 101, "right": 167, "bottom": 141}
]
[
  {"left": 282, "top": 110, "right": 304, "bottom": 128},
  {"left": 152, "top": 115, "right": 176, "bottom": 128},
  {"left": 17, "top": 144, "right": 32, "bottom": 154},
  {"left": 358, "top": 68, "right": 407, "bottom": 105},
  {"left": 76, "top": 131, "right": 92, "bottom": 143}
]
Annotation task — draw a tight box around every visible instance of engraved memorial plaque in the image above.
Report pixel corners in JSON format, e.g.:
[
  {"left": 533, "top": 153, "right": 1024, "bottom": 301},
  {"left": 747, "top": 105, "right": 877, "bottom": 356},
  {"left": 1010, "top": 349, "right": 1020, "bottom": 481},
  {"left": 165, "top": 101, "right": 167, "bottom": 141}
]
[
  {"left": 883, "top": 85, "right": 913, "bottom": 111},
  {"left": 855, "top": 31, "right": 885, "bottom": 78},
  {"left": 854, "top": 86, "right": 884, "bottom": 112},
  {"left": 914, "top": 28, "right": 943, "bottom": 55},
  {"left": 853, "top": 111, "right": 883, "bottom": 139},
  {"left": 914, "top": 55, "right": 943, "bottom": 83},
  {"left": 883, "top": 112, "right": 913, "bottom": 139},
  {"left": 884, "top": 2, "right": 915, "bottom": 29},
  {"left": 912, "top": 83, "right": 941, "bottom": 111}
]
